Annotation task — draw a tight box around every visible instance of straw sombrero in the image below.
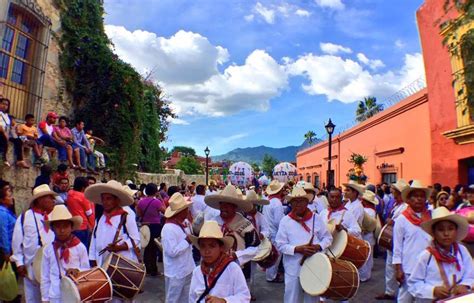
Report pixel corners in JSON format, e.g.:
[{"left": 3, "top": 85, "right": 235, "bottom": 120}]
[
  {"left": 401, "top": 180, "right": 432, "bottom": 202},
  {"left": 342, "top": 180, "right": 365, "bottom": 195},
  {"left": 205, "top": 184, "right": 253, "bottom": 212},
  {"left": 421, "top": 207, "right": 469, "bottom": 241},
  {"left": 265, "top": 180, "right": 284, "bottom": 196},
  {"left": 189, "top": 221, "right": 234, "bottom": 250},
  {"left": 297, "top": 181, "right": 316, "bottom": 193},
  {"left": 285, "top": 187, "right": 313, "bottom": 203},
  {"left": 164, "top": 192, "right": 192, "bottom": 218},
  {"left": 28, "top": 184, "right": 58, "bottom": 205},
  {"left": 245, "top": 190, "right": 269, "bottom": 206},
  {"left": 391, "top": 179, "right": 409, "bottom": 193},
  {"left": 44, "top": 205, "right": 82, "bottom": 231},
  {"left": 85, "top": 180, "right": 134, "bottom": 206},
  {"left": 361, "top": 190, "right": 378, "bottom": 205}
]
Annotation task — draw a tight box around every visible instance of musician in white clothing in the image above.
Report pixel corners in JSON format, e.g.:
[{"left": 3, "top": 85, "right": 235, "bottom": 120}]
[
  {"left": 161, "top": 192, "right": 195, "bottom": 303},
  {"left": 276, "top": 187, "right": 333, "bottom": 303},
  {"left": 359, "top": 190, "right": 379, "bottom": 282},
  {"left": 11, "top": 184, "right": 56, "bottom": 303},
  {"left": 343, "top": 180, "right": 365, "bottom": 226}
]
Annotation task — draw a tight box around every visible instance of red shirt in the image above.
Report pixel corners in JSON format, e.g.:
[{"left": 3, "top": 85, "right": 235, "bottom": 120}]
[
  {"left": 52, "top": 172, "right": 69, "bottom": 187},
  {"left": 67, "top": 190, "right": 94, "bottom": 230}
]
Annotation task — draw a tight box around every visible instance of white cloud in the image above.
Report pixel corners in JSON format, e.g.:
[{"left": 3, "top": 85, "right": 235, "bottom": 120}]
[
  {"left": 320, "top": 42, "right": 352, "bottom": 55},
  {"left": 251, "top": 2, "right": 311, "bottom": 24},
  {"left": 315, "top": 0, "right": 345, "bottom": 10},
  {"left": 168, "top": 117, "right": 189, "bottom": 125},
  {"left": 356, "top": 53, "right": 385, "bottom": 70},
  {"left": 221, "top": 133, "right": 249, "bottom": 144},
  {"left": 244, "top": 14, "right": 255, "bottom": 22},
  {"left": 254, "top": 2, "right": 276, "bottom": 24},
  {"left": 287, "top": 52, "right": 424, "bottom": 103},
  {"left": 395, "top": 39, "right": 406, "bottom": 49},
  {"left": 295, "top": 9, "right": 311, "bottom": 17}
]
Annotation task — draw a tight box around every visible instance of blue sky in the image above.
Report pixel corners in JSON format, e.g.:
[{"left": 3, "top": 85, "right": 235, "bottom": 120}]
[{"left": 103, "top": 0, "right": 425, "bottom": 156}]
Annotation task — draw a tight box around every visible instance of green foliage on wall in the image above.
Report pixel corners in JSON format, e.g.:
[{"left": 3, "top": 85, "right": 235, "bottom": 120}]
[{"left": 175, "top": 156, "right": 203, "bottom": 175}]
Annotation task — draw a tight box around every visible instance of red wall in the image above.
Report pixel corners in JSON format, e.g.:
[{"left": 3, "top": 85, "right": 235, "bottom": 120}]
[{"left": 417, "top": 1, "right": 474, "bottom": 186}]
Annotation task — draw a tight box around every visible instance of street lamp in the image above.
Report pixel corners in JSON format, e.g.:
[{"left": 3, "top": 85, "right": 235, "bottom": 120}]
[
  {"left": 204, "top": 146, "right": 210, "bottom": 186},
  {"left": 325, "top": 119, "right": 336, "bottom": 188}
]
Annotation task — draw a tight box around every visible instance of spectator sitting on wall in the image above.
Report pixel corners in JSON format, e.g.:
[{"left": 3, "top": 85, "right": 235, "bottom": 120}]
[
  {"left": 16, "top": 113, "right": 44, "bottom": 166},
  {"left": 34, "top": 164, "right": 52, "bottom": 188},
  {"left": 53, "top": 116, "right": 81, "bottom": 170},
  {"left": 37, "top": 112, "right": 68, "bottom": 164},
  {"left": 0, "top": 98, "right": 29, "bottom": 168},
  {"left": 72, "top": 120, "right": 94, "bottom": 173},
  {"left": 85, "top": 129, "right": 106, "bottom": 171}
]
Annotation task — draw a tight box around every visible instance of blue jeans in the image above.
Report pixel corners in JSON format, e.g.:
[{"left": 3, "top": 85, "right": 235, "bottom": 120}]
[{"left": 37, "top": 134, "right": 67, "bottom": 161}]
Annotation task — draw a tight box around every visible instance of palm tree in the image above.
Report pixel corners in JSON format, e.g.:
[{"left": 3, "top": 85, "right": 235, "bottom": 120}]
[
  {"left": 356, "top": 96, "right": 384, "bottom": 122},
  {"left": 304, "top": 130, "right": 316, "bottom": 145}
]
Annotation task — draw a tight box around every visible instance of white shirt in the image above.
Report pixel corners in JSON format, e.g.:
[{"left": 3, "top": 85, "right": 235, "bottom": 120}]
[
  {"left": 262, "top": 197, "right": 285, "bottom": 241},
  {"left": 191, "top": 195, "right": 206, "bottom": 218},
  {"left": 314, "top": 195, "right": 329, "bottom": 214},
  {"left": 275, "top": 213, "right": 333, "bottom": 277},
  {"left": 247, "top": 211, "right": 270, "bottom": 238},
  {"left": 408, "top": 244, "right": 474, "bottom": 302},
  {"left": 161, "top": 222, "right": 195, "bottom": 279},
  {"left": 89, "top": 211, "right": 141, "bottom": 265},
  {"left": 11, "top": 209, "right": 55, "bottom": 269},
  {"left": 319, "top": 208, "right": 362, "bottom": 238},
  {"left": 0, "top": 112, "right": 11, "bottom": 135},
  {"left": 392, "top": 214, "right": 432, "bottom": 274},
  {"left": 40, "top": 242, "right": 90, "bottom": 301},
  {"left": 345, "top": 198, "right": 364, "bottom": 226},
  {"left": 189, "top": 261, "right": 250, "bottom": 303},
  {"left": 38, "top": 122, "right": 53, "bottom": 137},
  {"left": 362, "top": 207, "right": 377, "bottom": 245},
  {"left": 390, "top": 202, "right": 408, "bottom": 220}
]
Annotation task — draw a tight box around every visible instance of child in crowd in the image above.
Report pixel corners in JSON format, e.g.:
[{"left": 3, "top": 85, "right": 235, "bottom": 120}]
[
  {"left": 41, "top": 205, "right": 89, "bottom": 303},
  {"left": 86, "top": 129, "right": 106, "bottom": 170},
  {"left": 52, "top": 163, "right": 69, "bottom": 190},
  {"left": 16, "top": 114, "right": 43, "bottom": 165},
  {"left": 189, "top": 220, "right": 250, "bottom": 303},
  {"left": 408, "top": 207, "right": 474, "bottom": 302}
]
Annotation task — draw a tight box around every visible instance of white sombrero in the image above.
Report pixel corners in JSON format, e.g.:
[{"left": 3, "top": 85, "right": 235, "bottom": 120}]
[
  {"left": 189, "top": 221, "right": 234, "bottom": 250},
  {"left": 342, "top": 180, "right": 365, "bottom": 195},
  {"left": 421, "top": 207, "right": 469, "bottom": 241},
  {"left": 29, "top": 184, "right": 58, "bottom": 205},
  {"left": 205, "top": 184, "right": 253, "bottom": 212},
  {"left": 361, "top": 190, "right": 379, "bottom": 205},
  {"left": 401, "top": 180, "right": 432, "bottom": 202},
  {"left": 44, "top": 205, "right": 82, "bottom": 231},
  {"left": 164, "top": 193, "right": 192, "bottom": 218},
  {"left": 265, "top": 180, "right": 284, "bottom": 196},
  {"left": 84, "top": 180, "right": 134, "bottom": 206},
  {"left": 245, "top": 190, "right": 269, "bottom": 206},
  {"left": 391, "top": 179, "right": 408, "bottom": 193},
  {"left": 286, "top": 186, "right": 313, "bottom": 203}
]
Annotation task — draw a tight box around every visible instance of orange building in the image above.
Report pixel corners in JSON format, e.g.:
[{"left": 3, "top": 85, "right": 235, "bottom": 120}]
[{"left": 297, "top": 0, "right": 474, "bottom": 188}]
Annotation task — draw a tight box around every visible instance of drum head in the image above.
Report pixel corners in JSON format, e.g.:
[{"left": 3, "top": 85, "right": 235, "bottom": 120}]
[
  {"left": 252, "top": 237, "right": 272, "bottom": 261},
  {"left": 140, "top": 225, "right": 150, "bottom": 248},
  {"left": 299, "top": 253, "right": 332, "bottom": 296},
  {"left": 374, "top": 216, "right": 382, "bottom": 239},
  {"left": 326, "top": 230, "right": 348, "bottom": 258},
  {"left": 61, "top": 276, "right": 81, "bottom": 303},
  {"left": 377, "top": 224, "right": 388, "bottom": 246},
  {"left": 33, "top": 247, "right": 44, "bottom": 284},
  {"left": 102, "top": 253, "right": 113, "bottom": 270}
]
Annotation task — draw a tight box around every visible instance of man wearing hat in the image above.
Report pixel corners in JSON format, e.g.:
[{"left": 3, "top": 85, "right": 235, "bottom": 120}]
[
  {"left": 86, "top": 180, "right": 141, "bottom": 268},
  {"left": 408, "top": 207, "right": 474, "bottom": 302},
  {"left": 204, "top": 184, "right": 261, "bottom": 280},
  {"left": 40, "top": 205, "right": 89, "bottom": 303},
  {"left": 376, "top": 179, "right": 408, "bottom": 301},
  {"left": 393, "top": 180, "right": 432, "bottom": 303},
  {"left": 11, "top": 184, "right": 56, "bottom": 303},
  {"left": 37, "top": 112, "right": 68, "bottom": 163},
  {"left": 320, "top": 188, "right": 361, "bottom": 238},
  {"left": 359, "top": 190, "right": 379, "bottom": 282},
  {"left": 343, "top": 180, "right": 365, "bottom": 226},
  {"left": 262, "top": 180, "right": 286, "bottom": 282},
  {"left": 161, "top": 192, "right": 195, "bottom": 303},
  {"left": 276, "top": 186, "right": 333, "bottom": 303}
]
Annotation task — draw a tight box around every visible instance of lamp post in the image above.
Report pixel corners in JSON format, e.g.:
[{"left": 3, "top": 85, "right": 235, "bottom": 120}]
[
  {"left": 325, "top": 119, "right": 336, "bottom": 188},
  {"left": 204, "top": 146, "right": 210, "bottom": 186}
]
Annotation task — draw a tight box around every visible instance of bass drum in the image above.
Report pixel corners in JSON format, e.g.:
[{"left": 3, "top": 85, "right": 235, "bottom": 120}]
[
  {"left": 326, "top": 230, "right": 371, "bottom": 269},
  {"left": 377, "top": 224, "right": 394, "bottom": 251},
  {"left": 61, "top": 267, "right": 113, "bottom": 303},
  {"left": 102, "top": 253, "right": 146, "bottom": 300}
]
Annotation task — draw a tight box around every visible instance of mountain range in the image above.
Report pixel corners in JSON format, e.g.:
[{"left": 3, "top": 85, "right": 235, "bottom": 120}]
[{"left": 212, "top": 139, "right": 321, "bottom": 164}]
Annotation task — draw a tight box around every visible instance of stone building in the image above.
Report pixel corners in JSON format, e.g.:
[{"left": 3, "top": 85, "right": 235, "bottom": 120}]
[{"left": 0, "top": 0, "right": 72, "bottom": 121}]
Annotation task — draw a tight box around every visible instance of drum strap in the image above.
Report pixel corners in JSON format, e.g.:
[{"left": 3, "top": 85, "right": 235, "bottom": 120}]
[
  {"left": 197, "top": 261, "right": 233, "bottom": 303},
  {"left": 31, "top": 210, "right": 44, "bottom": 247},
  {"left": 433, "top": 254, "right": 451, "bottom": 289},
  {"left": 53, "top": 246, "right": 63, "bottom": 280}
]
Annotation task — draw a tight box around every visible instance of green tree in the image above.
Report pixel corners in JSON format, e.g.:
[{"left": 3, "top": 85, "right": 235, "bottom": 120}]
[
  {"left": 356, "top": 97, "right": 384, "bottom": 122},
  {"left": 171, "top": 146, "right": 196, "bottom": 157},
  {"left": 251, "top": 162, "right": 260, "bottom": 174},
  {"left": 175, "top": 156, "right": 203, "bottom": 174},
  {"left": 261, "top": 154, "right": 278, "bottom": 177},
  {"left": 304, "top": 130, "right": 317, "bottom": 145}
]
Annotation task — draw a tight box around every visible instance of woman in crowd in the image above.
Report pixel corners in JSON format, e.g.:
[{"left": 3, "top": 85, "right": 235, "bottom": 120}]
[{"left": 52, "top": 116, "right": 80, "bottom": 170}]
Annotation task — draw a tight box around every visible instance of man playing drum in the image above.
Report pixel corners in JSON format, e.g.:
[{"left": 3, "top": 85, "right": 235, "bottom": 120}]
[
  {"left": 392, "top": 180, "right": 432, "bottom": 303},
  {"left": 359, "top": 190, "right": 379, "bottom": 282},
  {"left": 275, "top": 186, "right": 333, "bottom": 303},
  {"left": 11, "top": 184, "right": 56, "bottom": 303},
  {"left": 342, "top": 181, "right": 365, "bottom": 226}
]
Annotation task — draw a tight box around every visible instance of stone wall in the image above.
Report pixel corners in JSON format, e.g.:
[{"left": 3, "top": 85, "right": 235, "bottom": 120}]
[{"left": 136, "top": 170, "right": 206, "bottom": 186}]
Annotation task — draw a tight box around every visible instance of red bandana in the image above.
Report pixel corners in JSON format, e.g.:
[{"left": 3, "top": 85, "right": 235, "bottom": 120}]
[
  {"left": 165, "top": 218, "right": 187, "bottom": 229},
  {"left": 427, "top": 241, "right": 461, "bottom": 271},
  {"left": 289, "top": 209, "right": 313, "bottom": 232},
  {"left": 104, "top": 208, "right": 126, "bottom": 226},
  {"left": 327, "top": 205, "right": 347, "bottom": 220},
  {"left": 53, "top": 236, "right": 81, "bottom": 264},
  {"left": 32, "top": 207, "right": 50, "bottom": 232},
  {"left": 201, "top": 254, "right": 235, "bottom": 287},
  {"left": 402, "top": 207, "right": 431, "bottom": 226}
]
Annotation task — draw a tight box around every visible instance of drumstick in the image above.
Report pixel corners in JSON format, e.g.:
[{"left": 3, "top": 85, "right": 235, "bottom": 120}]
[
  {"left": 98, "top": 239, "right": 122, "bottom": 256},
  {"left": 299, "top": 214, "right": 316, "bottom": 266}
]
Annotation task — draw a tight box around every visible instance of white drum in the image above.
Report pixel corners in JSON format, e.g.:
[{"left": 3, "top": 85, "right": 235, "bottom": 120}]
[
  {"left": 32, "top": 247, "right": 44, "bottom": 284},
  {"left": 252, "top": 237, "right": 272, "bottom": 262},
  {"left": 140, "top": 225, "right": 150, "bottom": 249}
]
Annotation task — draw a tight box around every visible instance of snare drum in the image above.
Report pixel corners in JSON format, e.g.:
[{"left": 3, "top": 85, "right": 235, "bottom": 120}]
[
  {"left": 326, "top": 230, "right": 371, "bottom": 269},
  {"left": 377, "top": 224, "right": 394, "bottom": 251},
  {"left": 256, "top": 243, "right": 279, "bottom": 269},
  {"left": 252, "top": 237, "right": 272, "bottom": 262},
  {"left": 102, "top": 253, "right": 146, "bottom": 300},
  {"left": 140, "top": 225, "right": 150, "bottom": 249},
  {"left": 61, "top": 267, "right": 113, "bottom": 303},
  {"left": 300, "top": 252, "right": 359, "bottom": 300}
]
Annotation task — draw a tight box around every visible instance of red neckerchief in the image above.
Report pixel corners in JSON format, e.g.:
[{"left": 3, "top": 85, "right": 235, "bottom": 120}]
[
  {"left": 32, "top": 207, "right": 50, "bottom": 232},
  {"left": 165, "top": 218, "right": 187, "bottom": 230},
  {"left": 288, "top": 209, "right": 313, "bottom": 232},
  {"left": 327, "top": 205, "right": 347, "bottom": 220},
  {"left": 53, "top": 235, "right": 81, "bottom": 264},
  {"left": 268, "top": 194, "right": 281, "bottom": 201},
  {"left": 427, "top": 241, "right": 461, "bottom": 271},
  {"left": 201, "top": 253, "right": 235, "bottom": 287},
  {"left": 402, "top": 206, "right": 431, "bottom": 226},
  {"left": 104, "top": 208, "right": 126, "bottom": 226}
]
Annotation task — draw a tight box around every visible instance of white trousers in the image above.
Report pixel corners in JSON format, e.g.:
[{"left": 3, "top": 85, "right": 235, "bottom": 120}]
[
  {"left": 94, "top": 150, "right": 105, "bottom": 167},
  {"left": 265, "top": 246, "right": 281, "bottom": 281},
  {"left": 398, "top": 273, "right": 414, "bottom": 303},
  {"left": 359, "top": 234, "right": 374, "bottom": 282},
  {"left": 385, "top": 250, "right": 399, "bottom": 296},
  {"left": 165, "top": 274, "right": 192, "bottom": 303},
  {"left": 250, "top": 261, "right": 257, "bottom": 293},
  {"left": 111, "top": 298, "right": 135, "bottom": 303},
  {"left": 284, "top": 273, "right": 319, "bottom": 303},
  {"left": 24, "top": 278, "right": 41, "bottom": 303}
]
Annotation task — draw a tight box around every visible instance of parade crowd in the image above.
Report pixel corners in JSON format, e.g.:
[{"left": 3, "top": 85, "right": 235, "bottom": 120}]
[{"left": 1, "top": 171, "right": 474, "bottom": 303}]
